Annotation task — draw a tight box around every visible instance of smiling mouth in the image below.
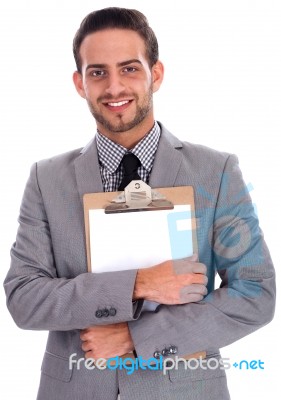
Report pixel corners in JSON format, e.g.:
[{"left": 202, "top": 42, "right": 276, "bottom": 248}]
[
  {"left": 107, "top": 100, "right": 130, "bottom": 107},
  {"left": 104, "top": 99, "right": 133, "bottom": 111}
]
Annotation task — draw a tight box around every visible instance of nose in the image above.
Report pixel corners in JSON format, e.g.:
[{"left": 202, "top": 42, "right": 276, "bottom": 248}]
[{"left": 105, "top": 72, "right": 125, "bottom": 98}]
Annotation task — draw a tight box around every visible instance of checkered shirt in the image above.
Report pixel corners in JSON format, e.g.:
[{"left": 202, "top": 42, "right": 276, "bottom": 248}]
[{"left": 96, "top": 122, "right": 161, "bottom": 192}]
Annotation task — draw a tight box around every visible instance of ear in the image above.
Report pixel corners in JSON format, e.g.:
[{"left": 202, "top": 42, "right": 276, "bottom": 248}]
[
  {"left": 151, "top": 61, "right": 164, "bottom": 93},
  {"left": 73, "top": 71, "right": 86, "bottom": 99}
]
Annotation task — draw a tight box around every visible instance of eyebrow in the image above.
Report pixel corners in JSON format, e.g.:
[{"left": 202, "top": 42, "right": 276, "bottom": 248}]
[{"left": 86, "top": 59, "right": 143, "bottom": 70}]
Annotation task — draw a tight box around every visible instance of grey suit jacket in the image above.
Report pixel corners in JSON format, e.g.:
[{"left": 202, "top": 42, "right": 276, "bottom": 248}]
[{"left": 4, "top": 124, "right": 275, "bottom": 400}]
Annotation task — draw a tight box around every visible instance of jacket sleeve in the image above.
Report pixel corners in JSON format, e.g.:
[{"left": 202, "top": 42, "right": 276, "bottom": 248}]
[
  {"left": 128, "top": 154, "right": 276, "bottom": 360},
  {"left": 3, "top": 163, "right": 143, "bottom": 331}
]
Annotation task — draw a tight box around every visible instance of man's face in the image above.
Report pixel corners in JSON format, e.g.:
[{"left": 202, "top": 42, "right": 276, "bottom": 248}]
[{"left": 73, "top": 29, "right": 163, "bottom": 138}]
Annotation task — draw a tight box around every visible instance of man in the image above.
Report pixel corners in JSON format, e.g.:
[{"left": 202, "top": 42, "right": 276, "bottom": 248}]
[{"left": 4, "top": 7, "right": 275, "bottom": 400}]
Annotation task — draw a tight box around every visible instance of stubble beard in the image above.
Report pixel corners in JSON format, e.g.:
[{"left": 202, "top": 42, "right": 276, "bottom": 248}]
[{"left": 87, "top": 87, "right": 153, "bottom": 134}]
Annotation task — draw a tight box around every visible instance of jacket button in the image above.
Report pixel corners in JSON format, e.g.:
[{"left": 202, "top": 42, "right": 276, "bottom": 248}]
[
  {"left": 109, "top": 307, "right": 117, "bottom": 316},
  {"left": 169, "top": 345, "right": 178, "bottom": 354},
  {"left": 95, "top": 310, "right": 103, "bottom": 318},
  {"left": 102, "top": 308, "right": 109, "bottom": 317},
  {"left": 162, "top": 348, "right": 170, "bottom": 357},
  {"left": 153, "top": 351, "right": 161, "bottom": 359}
]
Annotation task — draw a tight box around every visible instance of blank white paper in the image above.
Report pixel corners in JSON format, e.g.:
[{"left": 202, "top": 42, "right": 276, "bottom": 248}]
[{"left": 89, "top": 205, "right": 193, "bottom": 273}]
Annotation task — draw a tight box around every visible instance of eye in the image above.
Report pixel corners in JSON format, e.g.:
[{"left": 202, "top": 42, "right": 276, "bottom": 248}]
[
  {"left": 90, "top": 70, "right": 106, "bottom": 77},
  {"left": 123, "top": 66, "right": 137, "bottom": 73}
]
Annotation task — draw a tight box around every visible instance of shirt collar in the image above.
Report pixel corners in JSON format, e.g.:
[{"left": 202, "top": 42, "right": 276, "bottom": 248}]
[{"left": 96, "top": 122, "right": 161, "bottom": 173}]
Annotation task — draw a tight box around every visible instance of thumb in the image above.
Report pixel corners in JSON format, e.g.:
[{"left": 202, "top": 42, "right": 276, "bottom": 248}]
[{"left": 185, "top": 253, "right": 198, "bottom": 262}]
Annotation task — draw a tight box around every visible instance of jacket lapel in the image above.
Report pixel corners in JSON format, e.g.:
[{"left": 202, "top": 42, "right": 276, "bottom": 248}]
[
  {"left": 74, "top": 124, "right": 184, "bottom": 200},
  {"left": 74, "top": 137, "right": 104, "bottom": 200},
  {"left": 149, "top": 123, "right": 183, "bottom": 188}
]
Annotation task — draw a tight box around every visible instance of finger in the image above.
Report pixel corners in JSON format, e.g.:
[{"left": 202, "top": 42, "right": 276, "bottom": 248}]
[
  {"left": 81, "top": 341, "right": 92, "bottom": 352},
  {"left": 180, "top": 272, "right": 208, "bottom": 286},
  {"left": 80, "top": 331, "right": 88, "bottom": 341},
  {"left": 172, "top": 258, "right": 196, "bottom": 274},
  {"left": 172, "top": 259, "right": 207, "bottom": 275},
  {"left": 191, "top": 262, "right": 207, "bottom": 274},
  {"left": 180, "top": 284, "right": 208, "bottom": 296},
  {"left": 185, "top": 253, "right": 198, "bottom": 262},
  {"left": 180, "top": 293, "right": 204, "bottom": 304},
  {"left": 189, "top": 273, "right": 208, "bottom": 285}
]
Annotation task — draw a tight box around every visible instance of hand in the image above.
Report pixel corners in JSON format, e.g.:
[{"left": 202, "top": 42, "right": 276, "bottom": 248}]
[
  {"left": 133, "top": 254, "right": 208, "bottom": 304},
  {"left": 80, "top": 322, "right": 134, "bottom": 359}
]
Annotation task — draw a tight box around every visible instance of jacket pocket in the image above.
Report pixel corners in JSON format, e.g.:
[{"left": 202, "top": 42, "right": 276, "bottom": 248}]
[
  {"left": 167, "top": 353, "right": 227, "bottom": 382},
  {"left": 41, "top": 351, "right": 73, "bottom": 382}
]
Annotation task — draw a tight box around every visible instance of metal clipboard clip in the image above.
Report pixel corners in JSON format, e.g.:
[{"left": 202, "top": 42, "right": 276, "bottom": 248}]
[{"left": 105, "top": 180, "right": 174, "bottom": 214}]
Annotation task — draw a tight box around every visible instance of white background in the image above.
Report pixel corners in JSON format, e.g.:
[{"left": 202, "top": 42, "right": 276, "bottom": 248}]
[{"left": 0, "top": 0, "right": 280, "bottom": 398}]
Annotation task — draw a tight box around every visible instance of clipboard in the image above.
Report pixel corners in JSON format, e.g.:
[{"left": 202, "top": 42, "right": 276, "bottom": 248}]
[
  {"left": 83, "top": 183, "right": 198, "bottom": 273},
  {"left": 83, "top": 182, "right": 206, "bottom": 363}
]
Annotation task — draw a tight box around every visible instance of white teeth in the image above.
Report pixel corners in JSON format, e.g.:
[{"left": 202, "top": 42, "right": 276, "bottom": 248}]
[{"left": 108, "top": 100, "right": 129, "bottom": 107}]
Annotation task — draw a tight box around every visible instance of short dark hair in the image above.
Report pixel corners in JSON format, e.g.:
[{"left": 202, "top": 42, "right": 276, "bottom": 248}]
[{"left": 73, "top": 7, "right": 159, "bottom": 73}]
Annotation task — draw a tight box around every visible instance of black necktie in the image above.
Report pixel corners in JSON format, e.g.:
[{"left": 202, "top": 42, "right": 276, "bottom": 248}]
[{"left": 118, "top": 153, "right": 141, "bottom": 190}]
